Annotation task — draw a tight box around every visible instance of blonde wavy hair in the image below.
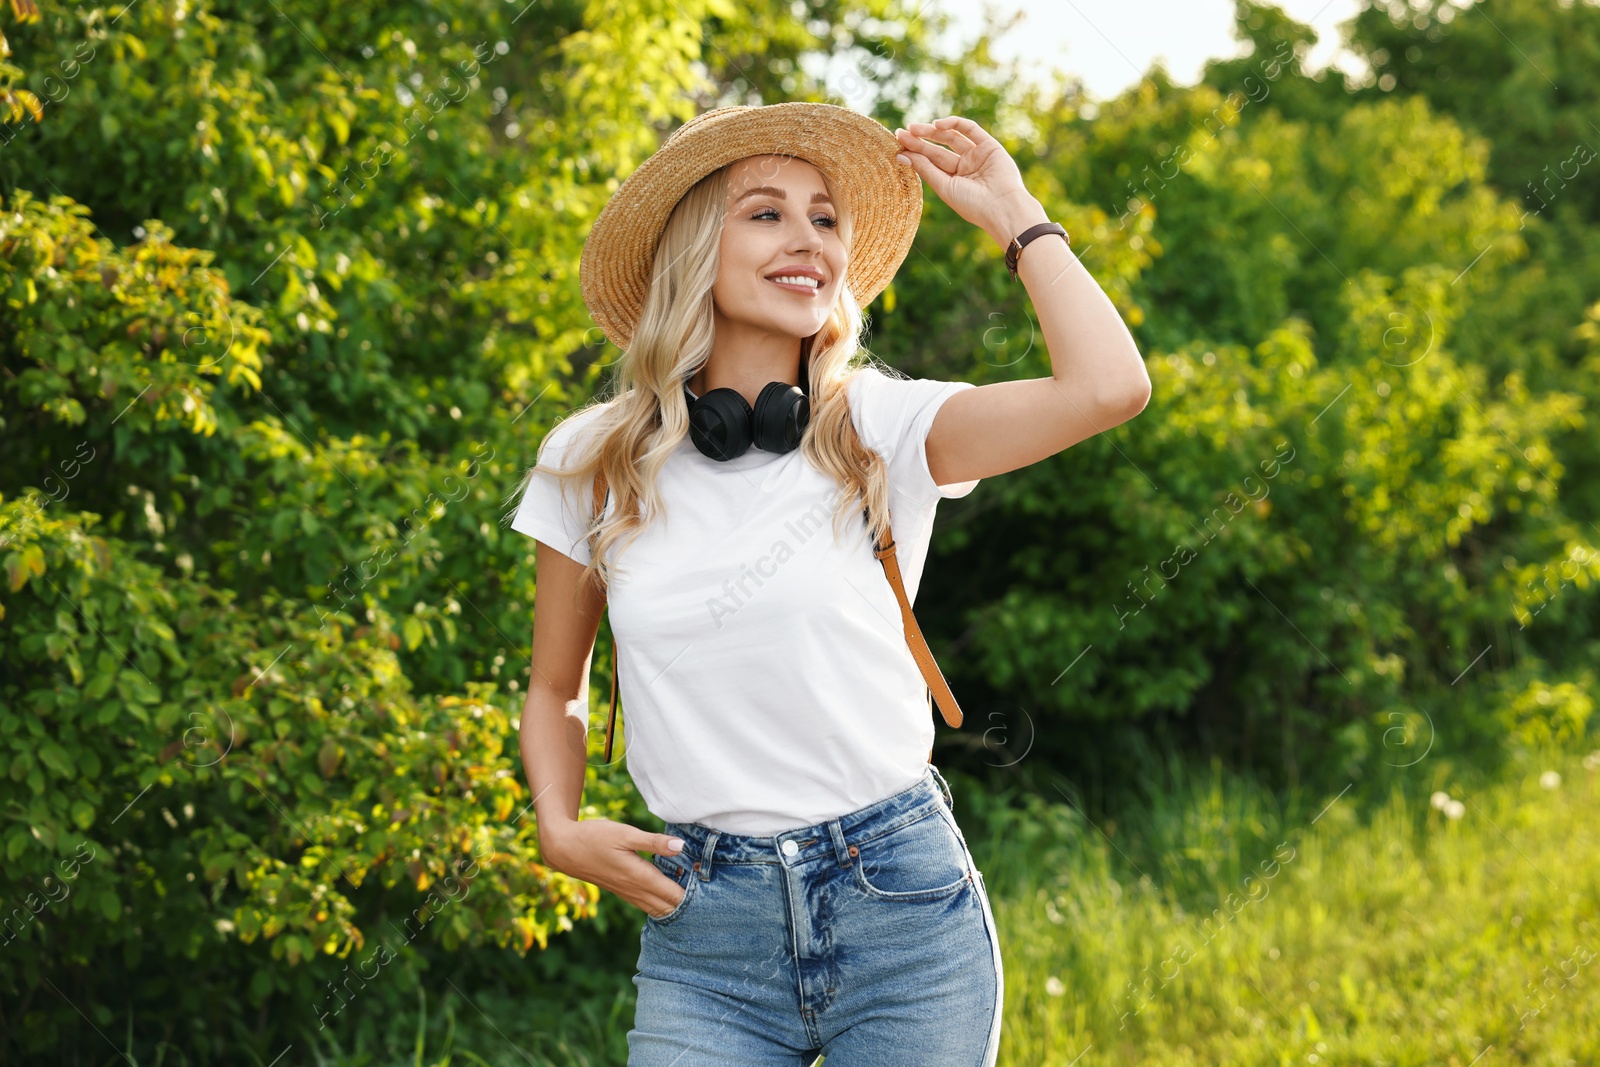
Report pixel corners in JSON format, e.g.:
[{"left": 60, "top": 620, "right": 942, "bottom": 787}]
[{"left": 508, "top": 157, "right": 896, "bottom": 596}]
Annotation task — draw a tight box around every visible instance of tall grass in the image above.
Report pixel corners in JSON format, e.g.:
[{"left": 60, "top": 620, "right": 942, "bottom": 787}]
[{"left": 957, "top": 743, "right": 1600, "bottom": 1065}]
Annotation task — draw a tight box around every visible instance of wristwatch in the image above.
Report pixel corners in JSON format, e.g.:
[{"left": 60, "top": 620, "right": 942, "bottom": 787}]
[{"left": 1005, "top": 221, "right": 1069, "bottom": 278}]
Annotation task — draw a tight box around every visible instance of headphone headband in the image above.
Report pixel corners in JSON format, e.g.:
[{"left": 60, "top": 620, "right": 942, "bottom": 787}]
[{"left": 683, "top": 361, "right": 811, "bottom": 461}]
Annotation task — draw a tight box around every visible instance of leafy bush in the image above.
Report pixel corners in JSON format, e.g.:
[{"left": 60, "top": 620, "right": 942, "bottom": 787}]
[{"left": 3, "top": 0, "right": 1600, "bottom": 1061}]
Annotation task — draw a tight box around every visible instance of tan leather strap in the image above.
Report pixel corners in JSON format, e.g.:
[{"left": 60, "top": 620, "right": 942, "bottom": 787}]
[
  {"left": 590, "top": 472, "right": 622, "bottom": 761},
  {"left": 871, "top": 532, "right": 965, "bottom": 731},
  {"left": 585, "top": 458, "right": 964, "bottom": 764}
]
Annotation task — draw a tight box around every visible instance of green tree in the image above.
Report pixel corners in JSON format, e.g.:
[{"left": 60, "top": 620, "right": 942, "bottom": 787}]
[
  {"left": 0, "top": 0, "right": 947, "bottom": 1058},
  {"left": 867, "top": 4, "right": 1596, "bottom": 795}
]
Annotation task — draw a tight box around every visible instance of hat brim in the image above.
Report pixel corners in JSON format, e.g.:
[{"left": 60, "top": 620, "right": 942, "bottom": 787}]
[{"left": 579, "top": 102, "right": 925, "bottom": 352}]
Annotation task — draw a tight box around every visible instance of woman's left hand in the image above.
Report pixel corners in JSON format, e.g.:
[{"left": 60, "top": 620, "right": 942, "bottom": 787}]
[{"left": 894, "top": 116, "right": 1047, "bottom": 249}]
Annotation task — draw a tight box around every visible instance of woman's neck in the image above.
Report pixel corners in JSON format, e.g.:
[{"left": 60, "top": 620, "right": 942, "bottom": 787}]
[{"left": 689, "top": 340, "right": 810, "bottom": 402}]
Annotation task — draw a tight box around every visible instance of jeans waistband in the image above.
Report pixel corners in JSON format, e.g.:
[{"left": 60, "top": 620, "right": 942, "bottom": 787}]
[{"left": 662, "top": 763, "right": 957, "bottom": 877}]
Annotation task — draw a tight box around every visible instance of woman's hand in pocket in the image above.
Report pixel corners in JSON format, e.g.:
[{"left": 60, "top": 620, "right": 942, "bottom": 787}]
[{"left": 539, "top": 816, "right": 687, "bottom": 918}]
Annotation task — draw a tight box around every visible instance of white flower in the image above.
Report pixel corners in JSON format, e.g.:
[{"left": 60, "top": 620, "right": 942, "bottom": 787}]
[
  {"left": 1430, "top": 791, "right": 1451, "bottom": 811},
  {"left": 1540, "top": 771, "right": 1561, "bottom": 790},
  {"left": 1582, "top": 750, "right": 1600, "bottom": 771},
  {"left": 1444, "top": 800, "right": 1465, "bottom": 820},
  {"left": 1045, "top": 976, "right": 1066, "bottom": 997}
]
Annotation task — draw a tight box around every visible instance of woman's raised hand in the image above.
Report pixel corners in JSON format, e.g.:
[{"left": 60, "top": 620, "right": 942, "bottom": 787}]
[{"left": 894, "top": 116, "right": 1048, "bottom": 251}]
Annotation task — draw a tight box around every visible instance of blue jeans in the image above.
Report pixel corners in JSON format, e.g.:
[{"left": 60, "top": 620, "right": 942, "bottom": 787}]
[{"left": 628, "top": 763, "right": 1004, "bottom": 1066}]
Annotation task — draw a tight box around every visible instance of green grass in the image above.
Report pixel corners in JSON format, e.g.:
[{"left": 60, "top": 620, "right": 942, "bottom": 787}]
[
  {"left": 296, "top": 742, "right": 1600, "bottom": 1066},
  {"left": 962, "top": 743, "right": 1600, "bottom": 1066}
]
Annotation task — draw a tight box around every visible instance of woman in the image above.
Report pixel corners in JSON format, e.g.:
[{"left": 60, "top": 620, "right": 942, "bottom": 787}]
[{"left": 508, "top": 102, "right": 1148, "bottom": 1066}]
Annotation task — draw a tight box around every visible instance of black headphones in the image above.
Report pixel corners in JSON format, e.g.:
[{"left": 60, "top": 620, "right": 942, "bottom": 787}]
[{"left": 684, "top": 361, "right": 811, "bottom": 462}]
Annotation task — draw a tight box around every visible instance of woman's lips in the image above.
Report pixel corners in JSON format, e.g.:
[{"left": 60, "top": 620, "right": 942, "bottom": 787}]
[{"left": 766, "top": 277, "right": 820, "bottom": 295}]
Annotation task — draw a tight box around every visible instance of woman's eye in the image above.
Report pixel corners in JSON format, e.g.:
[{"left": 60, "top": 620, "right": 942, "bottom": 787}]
[{"left": 752, "top": 208, "right": 838, "bottom": 229}]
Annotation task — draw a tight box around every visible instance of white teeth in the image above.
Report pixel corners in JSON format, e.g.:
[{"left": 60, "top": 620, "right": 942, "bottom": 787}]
[{"left": 769, "top": 275, "right": 821, "bottom": 288}]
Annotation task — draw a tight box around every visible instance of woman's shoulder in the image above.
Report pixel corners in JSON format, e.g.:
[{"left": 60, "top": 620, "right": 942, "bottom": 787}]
[
  {"left": 537, "top": 400, "right": 615, "bottom": 468},
  {"left": 843, "top": 360, "right": 902, "bottom": 442},
  {"left": 844, "top": 359, "right": 897, "bottom": 397},
  {"left": 843, "top": 360, "right": 967, "bottom": 454},
  {"left": 844, "top": 359, "right": 947, "bottom": 409}
]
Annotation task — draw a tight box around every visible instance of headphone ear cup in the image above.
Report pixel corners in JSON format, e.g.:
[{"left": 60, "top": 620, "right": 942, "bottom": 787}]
[
  {"left": 688, "top": 388, "right": 755, "bottom": 461},
  {"left": 751, "top": 381, "right": 809, "bottom": 454}
]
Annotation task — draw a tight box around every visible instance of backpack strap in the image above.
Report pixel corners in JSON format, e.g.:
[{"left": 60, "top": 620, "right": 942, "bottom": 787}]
[
  {"left": 588, "top": 472, "right": 623, "bottom": 763},
  {"left": 585, "top": 446, "right": 964, "bottom": 764},
  {"left": 868, "top": 524, "right": 965, "bottom": 731}
]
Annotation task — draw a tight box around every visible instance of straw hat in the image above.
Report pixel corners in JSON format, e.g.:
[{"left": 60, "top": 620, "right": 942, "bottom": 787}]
[{"left": 578, "top": 101, "right": 926, "bottom": 352}]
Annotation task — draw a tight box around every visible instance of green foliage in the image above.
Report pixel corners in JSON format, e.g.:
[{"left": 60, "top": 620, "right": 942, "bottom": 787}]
[
  {"left": 0, "top": 1, "right": 43, "bottom": 129},
  {"left": 970, "top": 743, "right": 1600, "bottom": 1065},
  {"left": 0, "top": 0, "right": 951, "bottom": 1058},
  {"left": 0, "top": 192, "right": 618, "bottom": 1054},
  {"left": 1344, "top": 0, "right": 1600, "bottom": 508},
  {"left": 1349, "top": 0, "right": 1600, "bottom": 226},
  {"left": 1, "top": 0, "right": 1599, "bottom": 1060},
  {"left": 862, "top": 4, "right": 1600, "bottom": 792}
]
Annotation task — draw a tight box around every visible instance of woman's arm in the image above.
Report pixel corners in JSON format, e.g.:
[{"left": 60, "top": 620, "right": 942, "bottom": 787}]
[
  {"left": 893, "top": 116, "right": 1152, "bottom": 486},
  {"left": 522, "top": 540, "right": 688, "bottom": 918},
  {"left": 520, "top": 542, "right": 603, "bottom": 859}
]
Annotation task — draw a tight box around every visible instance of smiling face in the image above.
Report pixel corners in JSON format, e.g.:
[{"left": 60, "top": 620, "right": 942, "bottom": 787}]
[{"left": 711, "top": 154, "right": 847, "bottom": 346}]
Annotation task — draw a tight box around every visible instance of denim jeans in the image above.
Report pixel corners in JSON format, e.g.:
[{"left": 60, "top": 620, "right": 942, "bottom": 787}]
[{"left": 628, "top": 763, "right": 1004, "bottom": 1066}]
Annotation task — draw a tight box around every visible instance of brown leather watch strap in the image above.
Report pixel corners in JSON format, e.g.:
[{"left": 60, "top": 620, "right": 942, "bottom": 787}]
[
  {"left": 583, "top": 458, "right": 964, "bottom": 764},
  {"left": 1005, "top": 220, "right": 1068, "bottom": 278}
]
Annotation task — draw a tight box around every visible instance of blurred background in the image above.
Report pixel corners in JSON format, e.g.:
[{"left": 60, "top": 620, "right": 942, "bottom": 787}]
[{"left": 2, "top": 0, "right": 1597, "bottom": 1062}]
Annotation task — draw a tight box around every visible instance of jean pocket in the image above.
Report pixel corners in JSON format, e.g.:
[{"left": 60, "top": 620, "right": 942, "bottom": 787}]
[
  {"left": 851, "top": 808, "right": 972, "bottom": 903},
  {"left": 646, "top": 853, "right": 697, "bottom": 925}
]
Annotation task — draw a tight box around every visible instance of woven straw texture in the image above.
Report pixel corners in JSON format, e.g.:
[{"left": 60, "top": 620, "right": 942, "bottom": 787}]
[{"left": 578, "top": 101, "right": 925, "bottom": 352}]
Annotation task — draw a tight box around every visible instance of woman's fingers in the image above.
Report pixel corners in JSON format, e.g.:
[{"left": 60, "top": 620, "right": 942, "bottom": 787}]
[
  {"left": 931, "top": 115, "right": 998, "bottom": 150},
  {"left": 897, "top": 125, "right": 960, "bottom": 174},
  {"left": 646, "top": 880, "right": 686, "bottom": 918},
  {"left": 895, "top": 148, "right": 951, "bottom": 197},
  {"left": 644, "top": 830, "right": 684, "bottom": 856},
  {"left": 636, "top": 844, "right": 688, "bottom": 915},
  {"left": 552, "top": 818, "right": 692, "bottom": 917},
  {"left": 909, "top": 118, "right": 978, "bottom": 155}
]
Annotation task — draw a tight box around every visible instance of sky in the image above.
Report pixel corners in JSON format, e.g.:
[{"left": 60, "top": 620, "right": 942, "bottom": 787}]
[{"left": 817, "top": 0, "right": 1371, "bottom": 105}]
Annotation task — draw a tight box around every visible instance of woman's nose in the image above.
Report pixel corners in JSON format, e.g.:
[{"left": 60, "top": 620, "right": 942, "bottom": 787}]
[{"left": 787, "top": 218, "right": 823, "bottom": 253}]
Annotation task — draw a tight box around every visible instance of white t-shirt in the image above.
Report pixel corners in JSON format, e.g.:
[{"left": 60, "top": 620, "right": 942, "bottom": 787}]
[{"left": 510, "top": 365, "right": 980, "bottom": 834}]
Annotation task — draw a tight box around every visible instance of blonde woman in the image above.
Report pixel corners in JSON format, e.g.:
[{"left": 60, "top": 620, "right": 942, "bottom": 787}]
[{"left": 507, "top": 102, "right": 1148, "bottom": 1066}]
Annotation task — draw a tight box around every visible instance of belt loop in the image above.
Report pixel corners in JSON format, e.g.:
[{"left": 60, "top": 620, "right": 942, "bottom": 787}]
[
  {"left": 826, "top": 819, "right": 852, "bottom": 867},
  {"left": 928, "top": 763, "right": 954, "bottom": 811},
  {"left": 700, "top": 830, "right": 720, "bottom": 881}
]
